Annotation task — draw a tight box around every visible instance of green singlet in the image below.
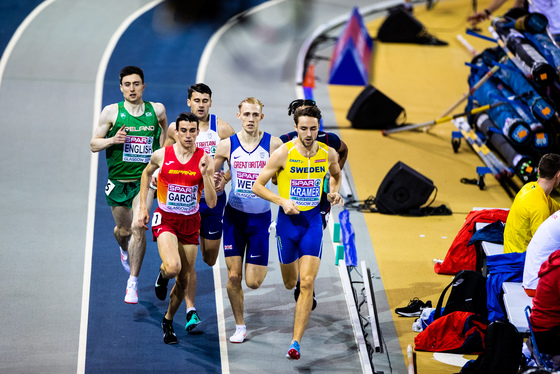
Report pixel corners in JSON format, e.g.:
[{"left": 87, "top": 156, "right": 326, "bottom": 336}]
[{"left": 106, "top": 101, "right": 161, "bottom": 180}]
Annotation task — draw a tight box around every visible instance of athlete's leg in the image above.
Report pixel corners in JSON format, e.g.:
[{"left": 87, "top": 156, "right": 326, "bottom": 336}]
[
  {"left": 225, "top": 255, "right": 245, "bottom": 325},
  {"left": 245, "top": 263, "right": 267, "bottom": 289},
  {"left": 291, "top": 255, "right": 321, "bottom": 344},
  {"left": 200, "top": 237, "right": 221, "bottom": 266},
  {"left": 184, "top": 237, "right": 220, "bottom": 308},
  {"left": 129, "top": 188, "right": 155, "bottom": 277},
  {"left": 279, "top": 260, "right": 299, "bottom": 290},
  {"left": 165, "top": 242, "right": 197, "bottom": 321},
  {"left": 111, "top": 205, "right": 132, "bottom": 250}
]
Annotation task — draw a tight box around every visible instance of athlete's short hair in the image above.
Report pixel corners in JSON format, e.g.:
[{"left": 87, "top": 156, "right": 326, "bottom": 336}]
[
  {"left": 238, "top": 97, "right": 264, "bottom": 111},
  {"left": 293, "top": 106, "right": 321, "bottom": 126},
  {"left": 188, "top": 83, "right": 212, "bottom": 99},
  {"left": 176, "top": 112, "right": 200, "bottom": 130},
  {"left": 120, "top": 66, "right": 144, "bottom": 84},
  {"left": 538, "top": 153, "right": 560, "bottom": 179},
  {"left": 287, "top": 99, "right": 316, "bottom": 116}
]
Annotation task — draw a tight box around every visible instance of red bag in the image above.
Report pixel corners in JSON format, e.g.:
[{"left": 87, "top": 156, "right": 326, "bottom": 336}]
[
  {"left": 434, "top": 209, "right": 509, "bottom": 275},
  {"left": 414, "top": 311, "right": 488, "bottom": 354}
]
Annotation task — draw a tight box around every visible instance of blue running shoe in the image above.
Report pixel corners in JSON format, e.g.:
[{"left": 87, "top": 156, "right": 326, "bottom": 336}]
[
  {"left": 286, "top": 340, "right": 300, "bottom": 360},
  {"left": 185, "top": 310, "right": 201, "bottom": 333}
]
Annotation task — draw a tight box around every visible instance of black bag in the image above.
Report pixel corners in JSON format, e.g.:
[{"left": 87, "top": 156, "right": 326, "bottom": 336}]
[
  {"left": 434, "top": 270, "right": 487, "bottom": 319},
  {"left": 377, "top": 5, "right": 447, "bottom": 45},
  {"left": 460, "top": 320, "right": 523, "bottom": 374}
]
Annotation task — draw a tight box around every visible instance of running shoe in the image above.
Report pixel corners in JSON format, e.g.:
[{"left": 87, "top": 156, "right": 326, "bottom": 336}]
[
  {"left": 293, "top": 281, "right": 317, "bottom": 311},
  {"left": 394, "top": 297, "right": 432, "bottom": 317},
  {"left": 124, "top": 280, "right": 138, "bottom": 304},
  {"left": 154, "top": 270, "right": 169, "bottom": 301},
  {"left": 120, "top": 247, "right": 130, "bottom": 274},
  {"left": 185, "top": 310, "right": 201, "bottom": 333},
  {"left": 161, "top": 318, "right": 178, "bottom": 345},
  {"left": 229, "top": 326, "right": 247, "bottom": 343},
  {"left": 286, "top": 341, "right": 301, "bottom": 360}
]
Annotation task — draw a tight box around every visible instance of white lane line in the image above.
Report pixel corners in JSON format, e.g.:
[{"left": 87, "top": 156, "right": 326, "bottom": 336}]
[
  {"left": 78, "top": 1, "right": 164, "bottom": 373},
  {"left": 212, "top": 256, "right": 229, "bottom": 374},
  {"left": 0, "top": 0, "right": 56, "bottom": 90},
  {"left": 197, "top": 2, "right": 286, "bottom": 372}
]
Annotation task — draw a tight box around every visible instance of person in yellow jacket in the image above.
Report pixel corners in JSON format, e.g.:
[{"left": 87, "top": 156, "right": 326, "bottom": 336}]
[
  {"left": 504, "top": 153, "right": 560, "bottom": 253},
  {"left": 253, "top": 105, "right": 343, "bottom": 360}
]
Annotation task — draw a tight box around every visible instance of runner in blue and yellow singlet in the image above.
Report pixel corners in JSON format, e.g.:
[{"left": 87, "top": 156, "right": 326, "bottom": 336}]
[{"left": 253, "top": 105, "right": 343, "bottom": 360}]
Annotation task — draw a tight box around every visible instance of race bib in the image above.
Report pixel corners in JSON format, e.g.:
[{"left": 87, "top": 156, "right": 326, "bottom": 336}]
[
  {"left": 234, "top": 171, "right": 259, "bottom": 198},
  {"left": 123, "top": 135, "right": 154, "bottom": 163},
  {"left": 105, "top": 179, "right": 116, "bottom": 196},
  {"left": 166, "top": 183, "right": 198, "bottom": 214},
  {"left": 289, "top": 178, "right": 322, "bottom": 207}
]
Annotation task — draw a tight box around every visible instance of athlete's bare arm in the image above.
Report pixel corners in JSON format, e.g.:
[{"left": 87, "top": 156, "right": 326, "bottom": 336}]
[
  {"left": 214, "top": 138, "right": 232, "bottom": 192},
  {"left": 152, "top": 102, "right": 169, "bottom": 147},
  {"left": 270, "top": 136, "right": 284, "bottom": 154},
  {"left": 327, "top": 147, "right": 343, "bottom": 206},
  {"left": 253, "top": 145, "right": 299, "bottom": 215},
  {"left": 337, "top": 140, "right": 348, "bottom": 169},
  {"left": 90, "top": 104, "right": 121, "bottom": 153},
  {"left": 217, "top": 118, "right": 235, "bottom": 139},
  {"left": 201, "top": 153, "right": 217, "bottom": 208},
  {"left": 165, "top": 121, "right": 178, "bottom": 145},
  {"left": 138, "top": 148, "right": 165, "bottom": 229}
]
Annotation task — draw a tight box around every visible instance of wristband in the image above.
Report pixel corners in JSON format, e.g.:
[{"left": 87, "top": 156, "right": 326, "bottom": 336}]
[{"left": 484, "top": 9, "right": 491, "bottom": 17}]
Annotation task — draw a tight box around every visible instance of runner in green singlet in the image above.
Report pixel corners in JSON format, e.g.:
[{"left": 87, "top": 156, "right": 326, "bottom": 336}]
[{"left": 90, "top": 66, "right": 169, "bottom": 304}]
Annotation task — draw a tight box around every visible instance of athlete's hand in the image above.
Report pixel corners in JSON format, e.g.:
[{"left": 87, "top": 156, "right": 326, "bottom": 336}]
[
  {"left": 214, "top": 171, "right": 225, "bottom": 193},
  {"left": 281, "top": 199, "right": 300, "bottom": 215},
  {"left": 467, "top": 11, "right": 488, "bottom": 26},
  {"left": 113, "top": 127, "right": 128, "bottom": 144},
  {"left": 138, "top": 208, "right": 150, "bottom": 230},
  {"left": 327, "top": 192, "right": 344, "bottom": 207},
  {"left": 150, "top": 168, "right": 160, "bottom": 189},
  {"left": 199, "top": 153, "right": 211, "bottom": 175}
]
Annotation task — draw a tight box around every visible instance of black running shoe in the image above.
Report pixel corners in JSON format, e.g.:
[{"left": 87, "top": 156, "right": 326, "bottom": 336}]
[
  {"left": 161, "top": 318, "right": 178, "bottom": 344},
  {"left": 294, "top": 281, "right": 317, "bottom": 311},
  {"left": 155, "top": 270, "right": 169, "bottom": 301},
  {"left": 395, "top": 298, "right": 432, "bottom": 317}
]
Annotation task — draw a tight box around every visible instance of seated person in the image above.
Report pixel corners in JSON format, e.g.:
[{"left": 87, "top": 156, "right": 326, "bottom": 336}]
[
  {"left": 523, "top": 210, "right": 560, "bottom": 296},
  {"left": 530, "top": 250, "right": 560, "bottom": 369},
  {"left": 504, "top": 153, "right": 560, "bottom": 254}
]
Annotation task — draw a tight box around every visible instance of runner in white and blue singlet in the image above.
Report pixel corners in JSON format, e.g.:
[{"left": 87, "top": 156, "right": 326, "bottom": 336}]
[{"left": 214, "top": 97, "right": 283, "bottom": 344}]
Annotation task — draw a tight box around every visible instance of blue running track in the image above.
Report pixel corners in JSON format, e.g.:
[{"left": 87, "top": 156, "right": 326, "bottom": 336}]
[{"left": 86, "top": 2, "right": 266, "bottom": 373}]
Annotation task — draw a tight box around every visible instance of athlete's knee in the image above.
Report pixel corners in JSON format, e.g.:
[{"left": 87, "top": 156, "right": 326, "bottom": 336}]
[
  {"left": 162, "top": 262, "right": 181, "bottom": 279},
  {"left": 299, "top": 275, "right": 315, "bottom": 292},
  {"left": 228, "top": 272, "right": 242, "bottom": 288},
  {"left": 246, "top": 278, "right": 263, "bottom": 290},
  {"left": 114, "top": 225, "right": 132, "bottom": 240},
  {"left": 202, "top": 251, "right": 218, "bottom": 267},
  {"left": 283, "top": 278, "right": 297, "bottom": 290}
]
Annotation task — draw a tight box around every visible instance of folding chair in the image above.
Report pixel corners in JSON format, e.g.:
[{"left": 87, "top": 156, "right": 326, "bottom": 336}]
[{"left": 524, "top": 306, "right": 553, "bottom": 370}]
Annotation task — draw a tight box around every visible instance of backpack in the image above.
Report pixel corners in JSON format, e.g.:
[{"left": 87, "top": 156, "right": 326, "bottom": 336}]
[
  {"left": 460, "top": 320, "right": 523, "bottom": 374},
  {"left": 434, "top": 270, "right": 487, "bottom": 320}
]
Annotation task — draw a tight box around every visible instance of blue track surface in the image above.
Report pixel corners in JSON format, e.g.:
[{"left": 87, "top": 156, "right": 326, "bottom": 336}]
[
  {"left": 86, "top": 2, "right": 266, "bottom": 372},
  {"left": 0, "top": 0, "right": 43, "bottom": 57}
]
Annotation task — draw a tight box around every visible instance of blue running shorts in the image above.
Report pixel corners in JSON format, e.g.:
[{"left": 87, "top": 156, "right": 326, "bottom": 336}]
[
  {"left": 199, "top": 192, "right": 227, "bottom": 240},
  {"left": 222, "top": 204, "right": 271, "bottom": 266},
  {"left": 276, "top": 205, "right": 323, "bottom": 264}
]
